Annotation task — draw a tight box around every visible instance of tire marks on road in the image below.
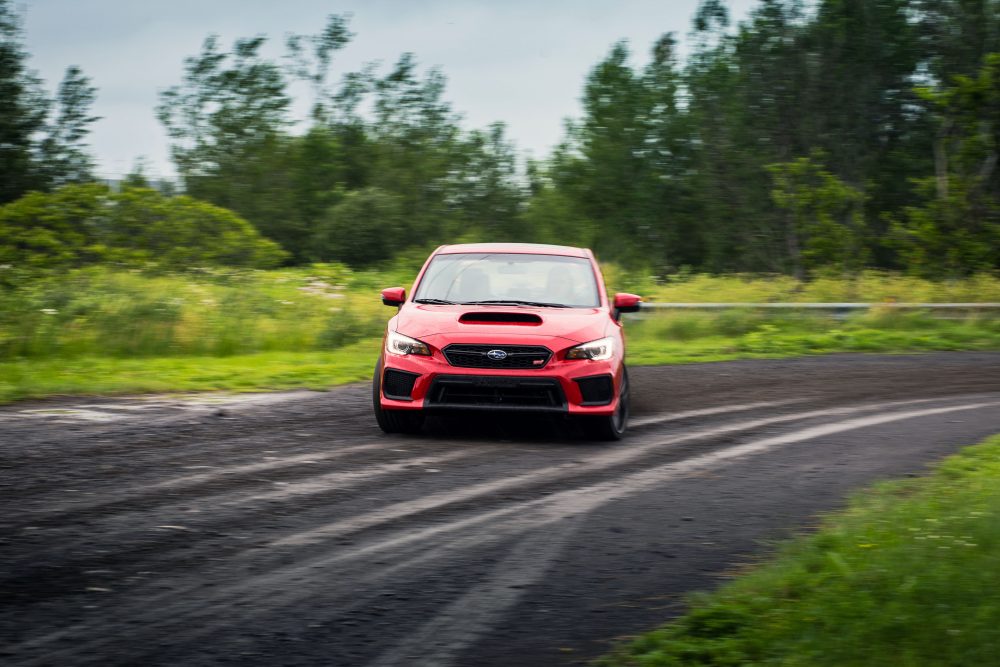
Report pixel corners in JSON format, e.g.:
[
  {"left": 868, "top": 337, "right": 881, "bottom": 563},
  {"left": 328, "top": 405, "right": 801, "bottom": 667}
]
[{"left": 7, "top": 394, "right": 998, "bottom": 667}]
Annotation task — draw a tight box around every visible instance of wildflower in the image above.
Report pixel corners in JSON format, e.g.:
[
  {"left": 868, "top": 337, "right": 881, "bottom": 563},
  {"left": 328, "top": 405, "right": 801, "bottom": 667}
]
[{"left": 40, "top": 308, "right": 58, "bottom": 315}]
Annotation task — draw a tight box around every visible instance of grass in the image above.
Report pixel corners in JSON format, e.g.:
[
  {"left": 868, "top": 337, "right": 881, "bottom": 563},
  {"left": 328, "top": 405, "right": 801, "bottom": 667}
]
[
  {"left": 0, "top": 264, "right": 399, "bottom": 359},
  {"left": 623, "top": 270, "right": 1000, "bottom": 304},
  {"left": 0, "top": 267, "right": 998, "bottom": 403},
  {"left": 0, "top": 340, "right": 382, "bottom": 404},
  {"left": 625, "top": 308, "right": 1000, "bottom": 365},
  {"left": 596, "top": 433, "right": 1000, "bottom": 667}
]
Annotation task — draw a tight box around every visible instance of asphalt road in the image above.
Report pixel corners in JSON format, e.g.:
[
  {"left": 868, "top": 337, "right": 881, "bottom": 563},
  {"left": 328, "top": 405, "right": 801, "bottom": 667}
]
[{"left": 1, "top": 352, "right": 999, "bottom": 666}]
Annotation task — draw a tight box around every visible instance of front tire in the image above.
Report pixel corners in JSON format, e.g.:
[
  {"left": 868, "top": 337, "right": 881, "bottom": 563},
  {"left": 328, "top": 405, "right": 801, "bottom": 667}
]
[
  {"left": 372, "top": 360, "right": 424, "bottom": 435},
  {"left": 585, "top": 367, "right": 630, "bottom": 441}
]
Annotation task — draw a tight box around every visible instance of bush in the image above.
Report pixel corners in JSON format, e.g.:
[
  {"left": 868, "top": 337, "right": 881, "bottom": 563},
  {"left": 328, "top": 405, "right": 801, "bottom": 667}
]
[
  {"left": 0, "top": 184, "right": 287, "bottom": 273},
  {"left": 311, "top": 187, "right": 403, "bottom": 267}
]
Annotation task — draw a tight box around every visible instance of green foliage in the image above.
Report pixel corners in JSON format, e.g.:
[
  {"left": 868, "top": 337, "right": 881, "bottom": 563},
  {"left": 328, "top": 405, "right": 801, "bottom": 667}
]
[
  {"left": 893, "top": 53, "right": 1000, "bottom": 277},
  {"left": 312, "top": 187, "right": 403, "bottom": 266},
  {"left": 157, "top": 22, "right": 531, "bottom": 266},
  {"left": 638, "top": 271, "right": 1000, "bottom": 304},
  {"left": 0, "top": 0, "right": 45, "bottom": 204},
  {"left": 893, "top": 176, "right": 1000, "bottom": 277},
  {"left": 156, "top": 33, "right": 300, "bottom": 257},
  {"left": 0, "top": 184, "right": 287, "bottom": 272},
  {"left": 597, "top": 433, "right": 1000, "bottom": 666},
  {"left": 142, "top": 4, "right": 1000, "bottom": 277},
  {"left": 768, "top": 153, "right": 869, "bottom": 278},
  {"left": 4, "top": 2, "right": 1000, "bottom": 279},
  {"left": 0, "top": 265, "right": 390, "bottom": 360},
  {"left": 35, "top": 65, "right": 99, "bottom": 186},
  {"left": 0, "top": 269, "right": 996, "bottom": 402},
  {"left": 0, "top": 0, "right": 98, "bottom": 202}
]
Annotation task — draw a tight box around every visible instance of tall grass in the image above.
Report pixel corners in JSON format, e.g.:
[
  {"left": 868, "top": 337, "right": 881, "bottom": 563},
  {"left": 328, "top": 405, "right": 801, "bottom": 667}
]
[
  {"left": 2, "top": 267, "right": 998, "bottom": 362},
  {"left": 0, "top": 264, "right": 410, "bottom": 359},
  {"left": 1, "top": 267, "right": 998, "bottom": 402},
  {"left": 622, "top": 270, "right": 1000, "bottom": 304}
]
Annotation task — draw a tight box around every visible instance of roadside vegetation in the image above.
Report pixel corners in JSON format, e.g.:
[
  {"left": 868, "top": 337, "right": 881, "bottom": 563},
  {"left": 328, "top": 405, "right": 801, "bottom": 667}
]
[
  {"left": 596, "top": 433, "right": 1000, "bottom": 666},
  {"left": 1, "top": 267, "right": 997, "bottom": 403},
  {"left": 1, "top": 0, "right": 999, "bottom": 405}
]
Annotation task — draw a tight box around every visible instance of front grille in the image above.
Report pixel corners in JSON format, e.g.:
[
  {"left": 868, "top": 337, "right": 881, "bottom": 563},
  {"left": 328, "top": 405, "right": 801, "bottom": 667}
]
[
  {"left": 383, "top": 369, "right": 419, "bottom": 400},
  {"left": 443, "top": 344, "right": 552, "bottom": 369},
  {"left": 427, "top": 376, "right": 565, "bottom": 411},
  {"left": 575, "top": 374, "right": 614, "bottom": 405}
]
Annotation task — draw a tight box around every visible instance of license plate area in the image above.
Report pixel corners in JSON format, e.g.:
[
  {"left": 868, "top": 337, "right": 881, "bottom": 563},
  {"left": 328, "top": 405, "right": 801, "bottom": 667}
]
[{"left": 427, "top": 375, "right": 566, "bottom": 411}]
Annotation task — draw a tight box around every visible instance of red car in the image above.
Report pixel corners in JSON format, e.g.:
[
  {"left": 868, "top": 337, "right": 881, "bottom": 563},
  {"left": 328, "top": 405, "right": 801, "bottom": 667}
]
[{"left": 372, "top": 243, "right": 641, "bottom": 439}]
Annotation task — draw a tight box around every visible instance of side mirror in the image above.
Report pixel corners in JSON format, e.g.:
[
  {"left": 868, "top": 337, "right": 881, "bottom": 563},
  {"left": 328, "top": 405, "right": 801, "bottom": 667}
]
[
  {"left": 612, "top": 292, "right": 641, "bottom": 319},
  {"left": 381, "top": 287, "right": 406, "bottom": 307}
]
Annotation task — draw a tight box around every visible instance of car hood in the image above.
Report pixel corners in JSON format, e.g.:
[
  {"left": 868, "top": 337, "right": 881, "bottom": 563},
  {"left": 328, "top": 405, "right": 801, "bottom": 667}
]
[{"left": 392, "top": 304, "right": 609, "bottom": 345}]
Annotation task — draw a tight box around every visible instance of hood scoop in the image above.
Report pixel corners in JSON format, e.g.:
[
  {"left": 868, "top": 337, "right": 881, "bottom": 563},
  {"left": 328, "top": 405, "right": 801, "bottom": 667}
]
[{"left": 459, "top": 312, "right": 542, "bottom": 325}]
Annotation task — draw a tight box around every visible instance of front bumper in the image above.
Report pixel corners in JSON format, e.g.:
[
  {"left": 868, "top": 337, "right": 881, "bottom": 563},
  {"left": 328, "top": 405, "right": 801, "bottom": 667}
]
[{"left": 379, "top": 349, "right": 622, "bottom": 416}]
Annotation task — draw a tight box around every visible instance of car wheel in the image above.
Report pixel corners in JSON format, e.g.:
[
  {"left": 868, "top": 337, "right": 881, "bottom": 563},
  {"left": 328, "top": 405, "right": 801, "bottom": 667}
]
[
  {"left": 372, "top": 360, "right": 424, "bottom": 435},
  {"left": 586, "top": 366, "right": 629, "bottom": 441}
]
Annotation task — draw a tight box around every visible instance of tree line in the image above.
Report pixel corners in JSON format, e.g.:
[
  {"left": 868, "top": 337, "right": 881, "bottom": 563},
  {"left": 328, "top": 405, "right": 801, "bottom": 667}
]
[{"left": 2, "top": 0, "right": 999, "bottom": 278}]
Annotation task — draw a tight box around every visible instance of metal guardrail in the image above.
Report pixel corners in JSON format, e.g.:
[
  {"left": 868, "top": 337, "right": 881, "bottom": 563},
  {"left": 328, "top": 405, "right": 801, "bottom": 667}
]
[
  {"left": 630, "top": 302, "right": 1000, "bottom": 321},
  {"left": 642, "top": 302, "right": 1000, "bottom": 310}
]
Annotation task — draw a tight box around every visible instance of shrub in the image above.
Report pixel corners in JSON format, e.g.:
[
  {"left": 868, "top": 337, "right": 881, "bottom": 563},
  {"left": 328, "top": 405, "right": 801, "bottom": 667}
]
[{"left": 0, "top": 184, "right": 287, "bottom": 273}]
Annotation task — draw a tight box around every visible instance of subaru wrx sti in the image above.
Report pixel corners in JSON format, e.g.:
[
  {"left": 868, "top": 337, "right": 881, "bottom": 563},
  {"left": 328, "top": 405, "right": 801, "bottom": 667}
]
[{"left": 373, "top": 243, "right": 640, "bottom": 439}]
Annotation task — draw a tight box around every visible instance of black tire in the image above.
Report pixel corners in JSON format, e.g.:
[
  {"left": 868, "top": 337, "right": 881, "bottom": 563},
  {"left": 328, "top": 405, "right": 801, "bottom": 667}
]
[
  {"left": 372, "top": 359, "right": 424, "bottom": 435},
  {"left": 584, "top": 366, "right": 630, "bottom": 441}
]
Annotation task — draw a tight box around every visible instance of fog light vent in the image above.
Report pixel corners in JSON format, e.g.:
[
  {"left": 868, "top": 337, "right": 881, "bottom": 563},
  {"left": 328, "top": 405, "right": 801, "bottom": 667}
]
[
  {"left": 383, "top": 369, "right": 419, "bottom": 400},
  {"left": 575, "top": 375, "right": 614, "bottom": 405}
]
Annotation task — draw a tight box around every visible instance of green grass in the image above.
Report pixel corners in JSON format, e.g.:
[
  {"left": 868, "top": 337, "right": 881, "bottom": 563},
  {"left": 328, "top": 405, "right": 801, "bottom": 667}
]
[
  {"left": 0, "top": 264, "right": 401, "bottom": 359},
  {"left": 2, "top": 311, "right": 996, "bottom": 404},
  {"left": 597, "top": 433, "right": 1000, "bottom": 667},
  {"left": 627, "top": 270, "right": 1000, "bottom": 304},
  {"left": 0, "top": 340, "right": 381, "bottom": 403},
  {"left": 625, "top": 309, "right": 1000, "bottom": 365},
  {"left": 0, "top": 267, "right": 998, "bottom": 404}
]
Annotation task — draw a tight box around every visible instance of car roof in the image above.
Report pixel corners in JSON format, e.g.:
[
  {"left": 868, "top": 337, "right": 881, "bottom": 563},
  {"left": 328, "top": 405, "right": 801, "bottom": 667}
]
[{"left": 435, "top": 243, "right": 590, "bottom": 258}]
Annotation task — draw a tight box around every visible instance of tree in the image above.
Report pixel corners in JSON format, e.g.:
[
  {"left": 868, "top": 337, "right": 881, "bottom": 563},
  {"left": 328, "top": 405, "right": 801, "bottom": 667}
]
[
  {"left": 914, "top": 0, "right": 1000, "bottom": 82},
  {"left": 36, "top": 66, "right": 100, "bottom": 187},
  {"left": 284, "top": 14, "right": 354, "bottom": 122},
  {"left": 893, "top": 54, "right": 1000, "bottom": 276},
  {"left": 768, "top": 153, "right": 868, "bottom": 278},
  {"left": 447, "top": 122, "right": 525, "bottom": 239},
  {"left": 157, "top": 34, "right": 297, "bottom": 254},
  {"left": 311, "top": 187, "right": 403, "bottom": 266},
  {"left": 0, "top": 0, "right": 48, "bottom": 203}
]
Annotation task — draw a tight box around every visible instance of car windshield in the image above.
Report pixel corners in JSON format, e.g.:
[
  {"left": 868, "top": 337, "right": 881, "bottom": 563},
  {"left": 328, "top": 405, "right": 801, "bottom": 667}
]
[{"left": 413, "top": 253, "right": 601, "bottom": 308}]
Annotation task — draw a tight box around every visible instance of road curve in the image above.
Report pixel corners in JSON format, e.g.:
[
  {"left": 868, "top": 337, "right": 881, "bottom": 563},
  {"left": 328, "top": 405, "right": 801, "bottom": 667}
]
[{"left": 1, "top": 352, "right": 999, "bottom": 666}]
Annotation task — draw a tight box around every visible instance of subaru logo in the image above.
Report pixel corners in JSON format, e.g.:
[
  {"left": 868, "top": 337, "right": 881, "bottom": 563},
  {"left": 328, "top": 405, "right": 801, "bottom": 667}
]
[{"left": 486, "top": 349, "right": 508, "bottom": 361}]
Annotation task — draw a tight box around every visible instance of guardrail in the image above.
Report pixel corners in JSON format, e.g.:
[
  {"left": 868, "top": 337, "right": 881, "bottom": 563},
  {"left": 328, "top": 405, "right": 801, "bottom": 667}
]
[
  {"left": 631, "top": 302, "right": 1000, "bottom": 321},
  {"left": 642, "top": 302, "right": 1000, "bottom": 310}
]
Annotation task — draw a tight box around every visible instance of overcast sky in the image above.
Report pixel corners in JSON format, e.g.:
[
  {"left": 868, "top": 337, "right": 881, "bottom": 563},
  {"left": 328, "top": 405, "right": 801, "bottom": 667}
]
[{"left": 20, "top": 0, "right": 758, "bottom": 180}]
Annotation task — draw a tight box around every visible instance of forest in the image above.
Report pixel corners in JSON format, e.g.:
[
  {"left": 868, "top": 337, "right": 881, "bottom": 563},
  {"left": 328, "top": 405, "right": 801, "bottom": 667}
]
[{"left": 2, "top": 0, "right": 999, "bottom": 279}]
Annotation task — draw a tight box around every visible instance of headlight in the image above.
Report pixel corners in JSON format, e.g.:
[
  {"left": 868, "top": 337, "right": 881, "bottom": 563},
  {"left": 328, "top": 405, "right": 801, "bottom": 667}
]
[
  {"left": 566, "top": 336, "right": 614, "bottom": 361},
  {"left": 386, "top": 330, "right": 432, "bottom": 356}
]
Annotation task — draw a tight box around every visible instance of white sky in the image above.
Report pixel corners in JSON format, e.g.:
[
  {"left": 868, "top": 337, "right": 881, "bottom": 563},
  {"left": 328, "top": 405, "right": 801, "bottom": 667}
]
[{"left": 20, "top": 0, "right": 758, "bottom": 181}]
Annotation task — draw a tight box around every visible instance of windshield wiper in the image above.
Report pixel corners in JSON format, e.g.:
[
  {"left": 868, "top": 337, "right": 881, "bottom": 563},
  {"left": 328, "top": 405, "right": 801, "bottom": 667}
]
[
  {"left": 461, "top": 299, "right": 570, "bottom": 308},
  {"left": 413, "top": 298, "right": 458, "bottom": 305}
]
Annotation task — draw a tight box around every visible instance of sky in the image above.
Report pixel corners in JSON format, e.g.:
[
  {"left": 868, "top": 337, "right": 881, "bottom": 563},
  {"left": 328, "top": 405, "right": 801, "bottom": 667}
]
[{"left": 20, "top": 0, "right": 758, "bottom": 181}]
